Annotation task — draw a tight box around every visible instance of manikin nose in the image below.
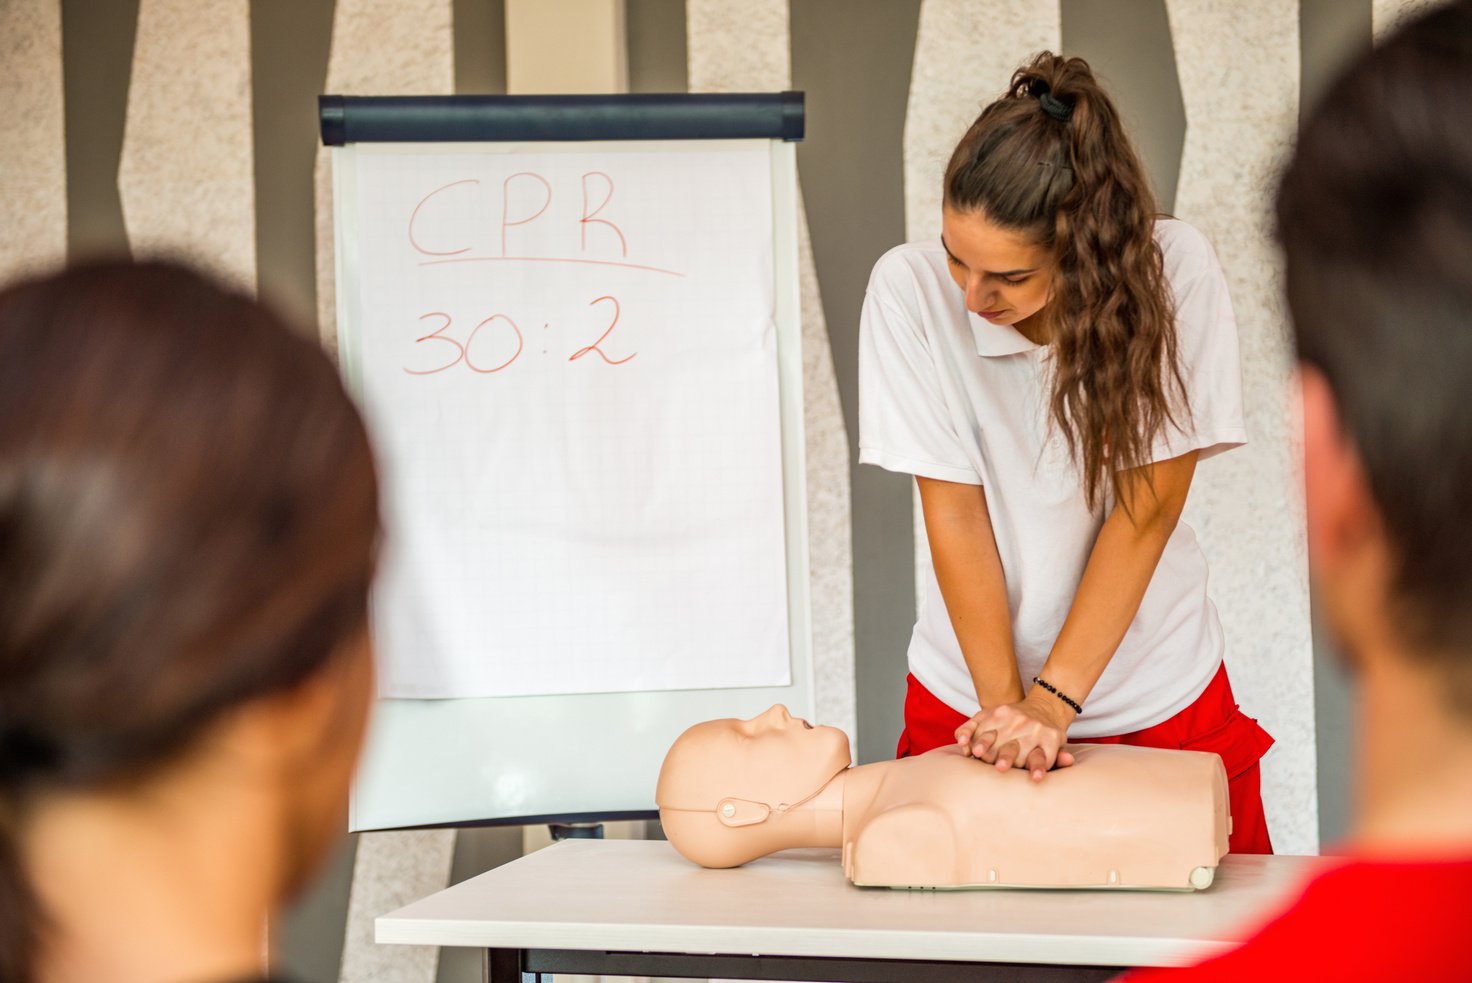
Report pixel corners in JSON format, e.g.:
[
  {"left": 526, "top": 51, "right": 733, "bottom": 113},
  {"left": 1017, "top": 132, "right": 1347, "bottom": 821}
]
[{"left": 759, "top": 704, "right": 791, "bottom": 727}]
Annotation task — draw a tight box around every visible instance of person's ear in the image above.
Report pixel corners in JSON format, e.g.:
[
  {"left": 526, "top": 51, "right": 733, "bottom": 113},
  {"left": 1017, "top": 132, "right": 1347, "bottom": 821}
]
[
  {"left": 1299, "top": 366, "right": 1380, "bottom": 579},
  {"left": 220, "top": 629, "right": 375, "bottom": 781}
]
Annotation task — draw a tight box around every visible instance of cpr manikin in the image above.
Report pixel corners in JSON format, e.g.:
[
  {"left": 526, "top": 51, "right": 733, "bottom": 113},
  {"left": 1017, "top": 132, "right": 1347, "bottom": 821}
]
[{"left": 656, "top": 705, "right": 1229, "bottom": 891}]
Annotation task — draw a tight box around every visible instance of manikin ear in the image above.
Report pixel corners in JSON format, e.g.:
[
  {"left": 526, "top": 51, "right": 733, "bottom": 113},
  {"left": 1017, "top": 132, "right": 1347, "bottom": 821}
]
[
  {"left": 1298, "top": 366, "right": 1379, "bottom": 581},
  {"left": 716, "top": 798, "right": 772, "bottom": 827}
]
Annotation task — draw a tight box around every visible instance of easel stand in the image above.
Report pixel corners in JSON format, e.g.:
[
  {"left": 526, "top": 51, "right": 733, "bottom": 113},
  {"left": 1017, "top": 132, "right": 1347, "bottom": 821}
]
[{"left": 547, "top": 822, "right": 605, "bottom": 842}]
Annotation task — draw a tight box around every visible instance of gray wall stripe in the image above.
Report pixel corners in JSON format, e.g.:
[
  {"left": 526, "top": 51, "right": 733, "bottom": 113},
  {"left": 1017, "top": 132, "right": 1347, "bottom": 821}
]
[
  {"left": 452, "top": 0, "right": 507, "bottom": 95},
  {"left": 1061, "top": 0, "right": 1186, "bottom": 214},
  {"left": 251, "top": 0, "right": 336, "bottom": 327},
  {"left": 61, "top": 0, "right": 140, "bottom": 259},
  {"left": 791, "top": 0, "right": 922, "bottom": 764}
]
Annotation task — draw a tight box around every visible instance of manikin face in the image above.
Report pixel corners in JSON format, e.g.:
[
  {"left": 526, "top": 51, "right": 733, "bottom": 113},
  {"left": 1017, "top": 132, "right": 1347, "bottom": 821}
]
[
  {"left": 727, "top": 705, "right": 851, "bottom": 797},
  {"left": 657, "top": 705, "right": 851, "bottom": 867},
  {"left": 656, "top": 704, "right": 851, "bottom": 812},
  {"left": 940, "top": 206, "right": 1055, "bottom": 336}
]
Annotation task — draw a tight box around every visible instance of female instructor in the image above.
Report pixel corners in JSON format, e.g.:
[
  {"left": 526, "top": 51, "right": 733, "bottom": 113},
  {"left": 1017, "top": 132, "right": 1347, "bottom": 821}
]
[{"left": 859, "top": 52, "right": 1274, "bottom": 853}]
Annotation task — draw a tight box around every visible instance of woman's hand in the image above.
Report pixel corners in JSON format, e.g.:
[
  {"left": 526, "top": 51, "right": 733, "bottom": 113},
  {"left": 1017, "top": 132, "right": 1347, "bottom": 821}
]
[{"left": 955, "top": 692, "right": 1077, "bottom": 780}]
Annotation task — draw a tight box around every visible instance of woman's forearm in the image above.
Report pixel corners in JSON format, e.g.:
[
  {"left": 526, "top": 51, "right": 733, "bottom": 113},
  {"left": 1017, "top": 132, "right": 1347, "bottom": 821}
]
[{"left": 916, "top": 477, "right": 1025, "bottom": 707}]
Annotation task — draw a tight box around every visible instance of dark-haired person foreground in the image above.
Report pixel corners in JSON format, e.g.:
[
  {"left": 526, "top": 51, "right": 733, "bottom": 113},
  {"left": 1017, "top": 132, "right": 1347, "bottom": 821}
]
[
  {"left": 0, "top": 262, "right": 380, "bottom": 983},
  {"left": 859, "top": 52, "right": 1273, "bottom": 852},
  {"left": 1126, "top": 3, "right": 1472, "bottom": 979}
]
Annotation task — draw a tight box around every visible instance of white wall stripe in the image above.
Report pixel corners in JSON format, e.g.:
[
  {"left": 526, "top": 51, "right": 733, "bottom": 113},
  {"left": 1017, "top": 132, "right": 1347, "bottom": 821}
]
[
  {"left": 1165, "top": 0, "right": 1316, "bottom": 856},
  {"left": 337, "top": 830, "right": 456, "bottom": 983},
  {"left": 117, "top": 0, "right": 255, "bottom": 290},
  {"left": 686, "top": 0, "right": 790, "bottom": 93},
  {"left": 0, "top": 0, "right": 67, "bottom": 281}
]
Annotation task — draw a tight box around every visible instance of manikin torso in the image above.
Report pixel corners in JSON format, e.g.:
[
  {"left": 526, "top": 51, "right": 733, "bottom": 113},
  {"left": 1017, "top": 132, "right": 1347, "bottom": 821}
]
[{"left": 657, "top": 707, "right": 1229, "bottom": 891}]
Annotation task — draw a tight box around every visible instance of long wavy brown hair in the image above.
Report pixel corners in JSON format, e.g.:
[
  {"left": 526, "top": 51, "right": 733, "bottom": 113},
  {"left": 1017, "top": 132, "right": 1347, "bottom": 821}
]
[{"left": 944, "top": 52, "right": 1187, "bottom": 511}]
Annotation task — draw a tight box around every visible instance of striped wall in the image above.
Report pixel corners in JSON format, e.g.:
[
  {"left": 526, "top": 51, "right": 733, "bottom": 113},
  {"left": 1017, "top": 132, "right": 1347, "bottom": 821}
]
[
  {"left": 1375, "top": 0, "right": 1452, "bottom": 32},
  {"left": 0, "top": 2, "right": 1391, "bottom": 981},
  {"left": 118, "top": 0, "right": 255, "bottom": 288},
  {"left": 1, "top": 0, "right": 66, "bottom": 278},
  {"left": 1165, "top": 0, "right": 1315, "bottom": 859}
]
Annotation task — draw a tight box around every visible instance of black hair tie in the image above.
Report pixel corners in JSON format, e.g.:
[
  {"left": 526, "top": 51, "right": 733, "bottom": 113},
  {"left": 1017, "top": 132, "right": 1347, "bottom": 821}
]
[
  {"left": 1027, "top": 79, "right": 1075, "bottom": 123},
  {"left": 1038, "top": 89, "right": 1074, "bottom": 123}
]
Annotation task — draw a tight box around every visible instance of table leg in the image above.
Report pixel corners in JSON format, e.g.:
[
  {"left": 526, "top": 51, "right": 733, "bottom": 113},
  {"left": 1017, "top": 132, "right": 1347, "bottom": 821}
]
[{"left": 482, "top": 947, "right": 533, "bottom": 983}]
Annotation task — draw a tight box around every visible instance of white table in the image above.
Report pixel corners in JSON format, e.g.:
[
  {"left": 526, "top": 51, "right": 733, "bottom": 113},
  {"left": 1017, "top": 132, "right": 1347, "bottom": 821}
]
[{"left": 377, "top": 839, "right": 1325, "bottom": 982}]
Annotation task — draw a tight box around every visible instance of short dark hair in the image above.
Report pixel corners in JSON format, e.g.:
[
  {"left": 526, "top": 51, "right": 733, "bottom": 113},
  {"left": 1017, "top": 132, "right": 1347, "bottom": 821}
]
[
  {"left": 1276, "top": 1, "right": 1472, "bottom": 693},
  {"left": 0, "top": 260, "right": 380, "bottom": 980}
]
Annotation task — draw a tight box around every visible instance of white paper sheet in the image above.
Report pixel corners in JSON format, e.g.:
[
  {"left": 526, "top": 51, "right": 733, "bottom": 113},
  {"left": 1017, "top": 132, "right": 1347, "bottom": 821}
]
[{"left": 345, "top": 141, "right": 791, "bottom": 698}]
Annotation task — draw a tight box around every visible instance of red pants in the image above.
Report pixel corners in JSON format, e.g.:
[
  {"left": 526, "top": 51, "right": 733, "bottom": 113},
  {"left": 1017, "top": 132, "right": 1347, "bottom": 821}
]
[{"left": 897, "top": 662, "right": 1275, "bottom": 854}]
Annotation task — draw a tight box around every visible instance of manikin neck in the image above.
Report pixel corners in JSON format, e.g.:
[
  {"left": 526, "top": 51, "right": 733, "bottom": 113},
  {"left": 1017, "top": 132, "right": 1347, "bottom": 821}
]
[
  {"left": 1351, "top": 650, "right": 1472, "bottom": 856},
  {"left": 776, "top": 761, "right": 896, "bottom": 850},
  {"left": 765, "top": 765, "right": 848, "bottom": 849}
]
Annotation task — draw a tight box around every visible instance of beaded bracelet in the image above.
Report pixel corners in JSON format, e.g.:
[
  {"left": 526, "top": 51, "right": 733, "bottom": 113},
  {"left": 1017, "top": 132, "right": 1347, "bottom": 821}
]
[{"left": 1032, "top": 675, "right": 1082, "bottom": 714}]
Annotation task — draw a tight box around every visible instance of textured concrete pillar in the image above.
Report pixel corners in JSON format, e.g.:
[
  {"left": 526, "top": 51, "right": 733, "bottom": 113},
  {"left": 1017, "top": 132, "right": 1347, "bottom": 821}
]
[
  {"left": 0, "top": 0, "right": 67, "bottom": 282},
  {"left": 117, "top": 0, "right": 255, "bottom": 289},
  {"left": 1165, "top": 0, "right": 1316, "bottom": 855},
  {"left": 338, "top": 830, "right": 457, "bottom": 983}
]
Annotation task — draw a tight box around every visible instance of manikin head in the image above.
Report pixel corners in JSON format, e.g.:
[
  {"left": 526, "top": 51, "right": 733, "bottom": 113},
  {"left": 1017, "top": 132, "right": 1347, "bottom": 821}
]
[{"left": 656, "top": 705, "right": 850, "bottom": 867}]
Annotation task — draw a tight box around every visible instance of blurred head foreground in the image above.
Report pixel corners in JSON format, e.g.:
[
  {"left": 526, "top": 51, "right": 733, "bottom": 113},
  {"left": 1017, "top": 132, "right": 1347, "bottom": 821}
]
[
  {"left": 0, "top": 261, "right": 380, "bottom": 983},
  {"left": 1277, "top": 1, "right": 1472, "bottom": 715}
]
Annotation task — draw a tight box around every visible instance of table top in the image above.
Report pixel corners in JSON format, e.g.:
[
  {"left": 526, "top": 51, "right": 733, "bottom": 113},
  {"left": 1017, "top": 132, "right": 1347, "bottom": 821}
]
[{"left": 376, "top": 839, "right": 1329, "bottom": 968}]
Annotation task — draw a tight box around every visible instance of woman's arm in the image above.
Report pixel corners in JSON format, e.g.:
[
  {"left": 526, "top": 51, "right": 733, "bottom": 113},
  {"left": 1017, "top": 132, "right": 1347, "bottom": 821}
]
[
  {"left": 916, "top": 476, "right": 1026, "bottom": 709},
  {"left": 958, "top": 449, "right": 1200, "bottom": 778}
]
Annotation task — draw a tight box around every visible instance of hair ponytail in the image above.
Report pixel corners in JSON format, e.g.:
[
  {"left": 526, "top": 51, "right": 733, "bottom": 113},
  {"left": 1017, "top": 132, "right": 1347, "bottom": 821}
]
[{"left": 944, "top": 52, "right": 1187, "bottom": 510}]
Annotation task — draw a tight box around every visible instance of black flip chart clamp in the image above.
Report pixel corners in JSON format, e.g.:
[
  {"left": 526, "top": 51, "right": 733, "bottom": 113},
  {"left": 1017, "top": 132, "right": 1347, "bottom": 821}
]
[{"left": 319, "top": 91, "right": 805, "bottom": 146}]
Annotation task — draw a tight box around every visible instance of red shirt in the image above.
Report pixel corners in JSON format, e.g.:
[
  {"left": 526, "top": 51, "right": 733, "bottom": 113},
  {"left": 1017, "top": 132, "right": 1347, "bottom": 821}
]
[{"left": 1124, "top": 857, "right": 1472, "bottom": 980}]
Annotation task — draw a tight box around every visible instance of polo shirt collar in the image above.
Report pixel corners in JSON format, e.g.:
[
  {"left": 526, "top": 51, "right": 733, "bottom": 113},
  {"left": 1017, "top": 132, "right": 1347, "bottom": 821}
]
[{"left": 968, "top": 312, "right": 1042, "bottom": 357}]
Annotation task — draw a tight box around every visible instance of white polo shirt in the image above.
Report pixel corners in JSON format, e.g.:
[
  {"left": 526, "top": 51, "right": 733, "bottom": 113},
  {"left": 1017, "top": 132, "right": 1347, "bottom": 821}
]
[{"left": 858, "top": 218, "right": 1246, "bottom": 738}]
